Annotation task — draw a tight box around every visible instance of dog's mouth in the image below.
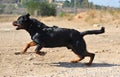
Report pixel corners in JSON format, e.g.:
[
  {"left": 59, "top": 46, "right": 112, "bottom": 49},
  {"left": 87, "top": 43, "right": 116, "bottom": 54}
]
[
  {"left": 12, "top": 21, "right": 24, "bottom": 30},
  {"left": 13, "top": 21, "right": 18, "bottom": 26}
]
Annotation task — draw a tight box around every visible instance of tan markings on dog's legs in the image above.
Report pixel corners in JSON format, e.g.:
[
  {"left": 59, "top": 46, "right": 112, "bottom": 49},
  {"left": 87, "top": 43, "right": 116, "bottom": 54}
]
[
  {"left": 22, "top": 41, "right": 37, "bottom": 54},
  {"left": 71, "top": 55, "right": 84, "bottom": 63}
]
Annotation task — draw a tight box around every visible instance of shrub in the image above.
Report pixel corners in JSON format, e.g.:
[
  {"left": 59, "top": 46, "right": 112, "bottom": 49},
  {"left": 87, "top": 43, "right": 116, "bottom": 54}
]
[
  {"left": 23, "top": 0, "right": 40, "bottom": 15},
  {"left": 23, "top": 0, "right": 56, "bottom": 16},
  {"left": 39, "top": 2, "right": 56, "bottom": 16}
]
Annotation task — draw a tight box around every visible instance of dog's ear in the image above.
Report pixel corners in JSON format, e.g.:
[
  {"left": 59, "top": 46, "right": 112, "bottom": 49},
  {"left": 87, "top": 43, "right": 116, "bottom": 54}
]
[
  {"left": 24, "top": 13, "right": 30, "bottom": 20},
  {"left": 26, "top": 13, "right": 30, "bottom": 17}
]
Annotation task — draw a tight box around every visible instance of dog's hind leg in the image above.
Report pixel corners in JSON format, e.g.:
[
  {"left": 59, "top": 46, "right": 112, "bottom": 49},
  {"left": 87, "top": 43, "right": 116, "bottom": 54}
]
[
  {"left": 85, "top": 52, "right": 95, "bottom": 66},
  {"left": 71, "top": 55, "right": 84, "bottom": 63},
  {"left": 22, "top": 41, "right": 37, "bottom": 54},
  {"left": 70, "top": 39, "right": 87, "bottom": 63},
  {"left": 35, "top": 44, "right": 46, "bottom": 56},
  {"left": 70, "top": 44, "right": 85, "bottom": 63}
]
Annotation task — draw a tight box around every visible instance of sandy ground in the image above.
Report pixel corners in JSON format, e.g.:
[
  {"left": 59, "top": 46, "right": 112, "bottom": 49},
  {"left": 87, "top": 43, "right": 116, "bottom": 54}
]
[{"left": 0, "top": 18, "right": 120, "bottom": 77}]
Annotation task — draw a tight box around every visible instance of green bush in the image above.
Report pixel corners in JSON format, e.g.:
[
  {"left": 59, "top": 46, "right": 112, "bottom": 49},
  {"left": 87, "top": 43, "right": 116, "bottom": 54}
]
[
  {"left": 39, "top": 2, "right": 56, "bottom": 16},
  {"left": 22, "top": 0, "right": 40, "bottom": 15},
  {"left": 23, "top": 0, "right": 56, "bottom": 16},
  {"left": 58, "top": 12, "right": 66, "bottom": 17}
]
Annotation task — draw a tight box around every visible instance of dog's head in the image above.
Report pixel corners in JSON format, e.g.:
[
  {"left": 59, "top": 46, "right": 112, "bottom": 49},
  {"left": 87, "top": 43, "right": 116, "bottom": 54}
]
[{"left": 13, "top": 13, "right": 30, "bottom": 30}]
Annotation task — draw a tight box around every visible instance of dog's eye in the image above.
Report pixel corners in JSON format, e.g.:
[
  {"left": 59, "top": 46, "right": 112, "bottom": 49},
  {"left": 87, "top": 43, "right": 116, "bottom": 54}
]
[{"left": 17, "top": 20, "right": 24, "bottom": 24}]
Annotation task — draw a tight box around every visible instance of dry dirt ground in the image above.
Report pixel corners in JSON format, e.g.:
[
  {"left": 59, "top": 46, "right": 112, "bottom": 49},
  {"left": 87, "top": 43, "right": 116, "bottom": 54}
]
[{"left": 0, "top": 18, "right": 120, "bottom": 77}]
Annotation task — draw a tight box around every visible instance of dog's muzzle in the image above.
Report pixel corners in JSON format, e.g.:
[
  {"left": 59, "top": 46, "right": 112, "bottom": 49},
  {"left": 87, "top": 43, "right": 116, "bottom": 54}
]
[
  {"left": 12, "top": 21, "right": 23, "bottom": 30},
  {"left": 12, "top": 21, "right": 18, "bottom": 26}
]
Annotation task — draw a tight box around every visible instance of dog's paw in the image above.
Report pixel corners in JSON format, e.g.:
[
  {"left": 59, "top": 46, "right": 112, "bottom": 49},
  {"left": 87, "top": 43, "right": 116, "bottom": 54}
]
[
  {"left": 85, "top": 63, "right": 92, "bottom": 66},
  {"left": 101, "top": 27, "right": 105, "bottom": 33},
  {"left": 36, "top": 51, "right": 47, "bottom": 56},
  {"left": 14, "top": 52, "right": 21, "bottom": 55}
]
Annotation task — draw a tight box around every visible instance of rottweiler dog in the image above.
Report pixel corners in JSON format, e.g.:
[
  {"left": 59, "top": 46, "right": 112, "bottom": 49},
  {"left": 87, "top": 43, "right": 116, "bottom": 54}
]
[{"left": 13, "top": 13, "right": 105, "bottom": 65}]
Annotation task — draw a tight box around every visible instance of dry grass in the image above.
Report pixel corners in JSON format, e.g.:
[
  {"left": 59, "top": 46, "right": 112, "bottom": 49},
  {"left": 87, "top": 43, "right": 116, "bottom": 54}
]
[
  {"left": 0, "top": 15, "right": 18, "bottom": 23},
  {"left": 73, "top": 9, "right": 120, "bottom": 25},
  {"left": 0, "top": 9, "right": 120, "bottom": 25}
]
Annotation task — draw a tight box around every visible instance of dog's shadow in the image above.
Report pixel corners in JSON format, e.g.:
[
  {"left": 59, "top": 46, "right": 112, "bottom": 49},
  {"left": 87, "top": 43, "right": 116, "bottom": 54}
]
[
  {"left": 15, "top": 52, "right": 120, "bottom": 68},
  {"left": 50, "top": 62, "right": 120, "bottom": 68}
]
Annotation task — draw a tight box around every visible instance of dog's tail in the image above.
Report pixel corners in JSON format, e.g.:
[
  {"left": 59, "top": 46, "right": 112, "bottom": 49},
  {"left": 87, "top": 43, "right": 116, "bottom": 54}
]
[{"left": 81, "top": 27, "right": 105, "bottom": 36}]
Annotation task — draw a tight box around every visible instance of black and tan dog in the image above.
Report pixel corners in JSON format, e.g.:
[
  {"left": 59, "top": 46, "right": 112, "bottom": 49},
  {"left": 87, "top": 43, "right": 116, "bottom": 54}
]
[{"left": 13, "top": 13, "right": 105, "bottom": 65}]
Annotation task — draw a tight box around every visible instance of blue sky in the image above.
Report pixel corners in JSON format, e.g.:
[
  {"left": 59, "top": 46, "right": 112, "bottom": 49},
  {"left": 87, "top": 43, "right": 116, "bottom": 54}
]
[
  {"left": 56, "top": 0, "right": 120, "bottom": 8},
  {"left": 89, "top": 0, "right": 120, "bottom": 8}
]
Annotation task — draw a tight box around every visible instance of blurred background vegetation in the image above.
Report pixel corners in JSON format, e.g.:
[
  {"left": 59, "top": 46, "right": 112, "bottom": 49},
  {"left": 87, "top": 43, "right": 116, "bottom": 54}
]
[
  {"left": 0, "top": 0, "right": 120, "bottom": 25},
  {"left": 0, "top": 0, "right": 119, "bottom": 16}
]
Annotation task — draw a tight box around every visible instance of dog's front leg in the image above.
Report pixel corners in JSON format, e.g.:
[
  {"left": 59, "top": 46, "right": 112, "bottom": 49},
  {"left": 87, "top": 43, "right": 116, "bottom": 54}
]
[
  {"left": 15, "top": 41, "right": 37, "bottom": 55},
  {"left": 22, "top": 41, "right": 37, "bottom": 54},
  {"left": 35, "top": 44, "right": 46, "bottom": 56}
]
